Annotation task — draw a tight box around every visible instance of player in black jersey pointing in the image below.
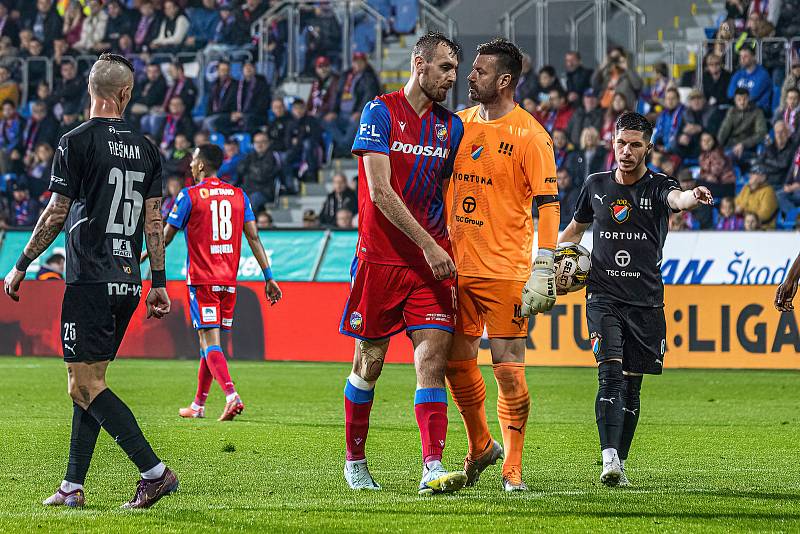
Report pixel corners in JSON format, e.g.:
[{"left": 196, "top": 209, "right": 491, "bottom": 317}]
[
  {"left": 559, "top": 112, "right": 713, "bottom": 487},
  {"left": 3, "top": 53, "right": 178, "bottom": 509}
]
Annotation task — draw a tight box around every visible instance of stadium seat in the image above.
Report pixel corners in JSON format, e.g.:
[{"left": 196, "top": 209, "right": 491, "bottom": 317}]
[
  {"left": 231, "top": 132, "right": 253, "bottom": 154},
  {"left": 390, "top": 0, "right": 418, "bottom": 34},
  {"left": 777, "top": 208, "right": 799, "bottom": 230},
  {"left": 209, "top": 132, "right": 225, "bottom": 148}
]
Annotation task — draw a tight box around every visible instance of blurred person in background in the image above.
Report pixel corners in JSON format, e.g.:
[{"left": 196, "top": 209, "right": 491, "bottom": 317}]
[
  {"left": 308, "top": 56, "right": 339, "bottom": 118},
  {"left": 219, "top": 137, "right": 245, "bottom": 185},
  {"left": 237, "top": 131, "right": 283, "bottom": 210},
  {"left": 564, "top": 126, "right": 606, "bottom": 189},
  {"left": 717, "top": 87, "right": 767, "bottom": 167},
  {"left": 7, "top": 178, "right": 39, "bottom": 227},
  {"left": 161, "top": 175, "right": 183, "bottom": 219},
  {"left": 203, "top": 60, "right": 237, "bottom": 134},
  {"left": 25, "top": 142, "right": 54, "bottom": 199},
  {"left": 256, "top": 210, "right": 274, "bottom": 229},
  {"left": 320, "top": 173, "right": 357, "bottom": 227},
  {"left": 564, "top": 51, "right": 593, "bottom": 104},
  {"left": 36, "top": 252, "right": 65, "bottom": 280},
  {"left": 73, "top": 0, "right": 108, "bottom": 54},
  {"left": 156, "top": 96, "right": 195, "bottom": 153},
  {"left": 762, "top": 120, "right": 798, "bottom": 189},
  {"left": 557, "top": 168, "right": 579, "bottom": 230},
  {"left": 566, "top": 88, "right": 603, "bottom": 147},
  {"left": 335, "top": 208, "right": 354, "bottom": 229},
  {"left": 150, "top": 0, "right": 189, "bottom": 54},
  {"left": 651, "top": 88, "right": 683, "bottom": 154},
  {"left": 715, "top": 196, "right": 744, "bottom": 230},
  {"left": 743, "top": 211, "right": 761, "bottom": 231},
  {"left": 727, "top": 46, "right": 772, "bottom": 114},
  {"left": 676, "top": 89, "right": 722, "bottom": 159},
  {"left": 534, "top": 87, "right": 573, "bottom": 135},
  {"left": 697, "top": 131, "right": 736, "bottom": 198},
  {"left": 0, "top": 65, "right": 19, "bottom": 107},
  {"left": 735, "top": 164, "right": 778, "bottom": 229},
  {"left": 0, "top": 99, "right": 24, "bottom": 174},
  {"left": 592, "top": 47, "right": 642, "bottom": 110},
  {"left": 774, "top": 87, "right": 800, "bottom": 136}
]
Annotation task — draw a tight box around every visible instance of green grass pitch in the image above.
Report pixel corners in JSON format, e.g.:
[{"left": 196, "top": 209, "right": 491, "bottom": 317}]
[{"left": 1, "top": 357, "right": 799, "bottom": 533}]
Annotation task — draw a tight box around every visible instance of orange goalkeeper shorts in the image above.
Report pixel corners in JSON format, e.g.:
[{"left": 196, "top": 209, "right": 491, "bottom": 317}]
[{"left": 456, "top": 275, "right": 528, "bottom": 338}]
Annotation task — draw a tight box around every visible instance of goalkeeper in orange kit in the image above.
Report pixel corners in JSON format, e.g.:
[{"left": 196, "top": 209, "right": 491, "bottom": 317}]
[{"left": 445, "top": 38, "right": 559, "bottom": 492}]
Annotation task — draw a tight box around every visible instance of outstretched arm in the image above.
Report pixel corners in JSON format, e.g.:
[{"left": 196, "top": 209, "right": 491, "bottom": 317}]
[
  {"left": 244, "top": 220, "right": 282, "bottom": 305},
  {"left": 363, "top": 152, "right": 455, "bottom": 279},
  {"left": 144, "top": 197, "right": 170, "bottom": 319},
  {"left": 3, "top": 193, "right": 72, "bottom": 301},
  {"left": 667, "top": 187, "right": 714, "bottom": 212}
]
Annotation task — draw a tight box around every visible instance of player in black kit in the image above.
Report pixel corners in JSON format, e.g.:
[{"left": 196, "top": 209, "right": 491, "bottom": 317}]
[
  {"left": 559, "top": 112, "right": 713, "bottom": 487},
  {"left": 3, "top": 54, "right": 177, "bottom": 509}
]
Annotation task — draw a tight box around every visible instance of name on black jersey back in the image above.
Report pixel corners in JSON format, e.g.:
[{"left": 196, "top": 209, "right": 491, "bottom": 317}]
[{"left": 108, "top": 140, "right": 141, "bottom": 159}]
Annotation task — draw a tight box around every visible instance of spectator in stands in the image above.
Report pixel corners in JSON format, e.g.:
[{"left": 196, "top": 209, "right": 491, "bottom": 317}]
[
  {"left": 164, "top": 62, "right": 198, "bottom": 112},
  {"left": 736, "top": 164, "right": 778, "bottom": 228},
  {"left": 303, "top": 209, "right": 319, "bottom": 228},
  {"left": 205, "top": 1, "right": 249, "bottom": 53},
  {"left": 157, "top": 97, "right": 195, "bottom": 153},
  {"left": 762, "top": 120, "right": 798, "bottom": 189},
  {"left": 334, "top": 51, "right": 380, "bottom": 120},
  {"left": 161, "top": 175, "right": 183, "bottom": 219},
  {"left": 8, "top": 178, "right": 39, "bottom": 227},
  {"left": 748, "top": 12, "right": 786, "bottom": 85},
  {"left": 556, "top": 167, "right": 579, "bottom": 229},
  {"left": 564, "top": 51, "right": 593, "bottom": 105},
  {"left": 25, "top": 141, "right": 53, "bottom": 199},
  {"left": 678, "top": 169, "right": 713, "bottom": 228},
  {"left": 61, "top": 1, "right": 83, "bottom": 48},
  {"left": 193, "top": 130, "right": 210, "bottom": 149},
  {"left": 668, "top": 210, "right": 694, "bottom": 231},
  {"left": 237, "top": 131, "right": 282, "bottom": 210},
  {"left": 286, "top": 98, "right": 322, "bottom": 183},
  {"left": 775, "top": 87, "right": 800, "bottom": 135},
  {"left": 50, "top": 60, "right": 84, "bottom": 116},
  {"left": 676, "top": 89, "right": 722, "bottom": 159},
  {"left": 184, "top": 0, "right": 218, "bottom": 51},
  {"left": 150, "top": 0, "right": 189, "bottom": 53},
  {"left": 203, "top": 60, "right": 237, "bottom": 134},
  {"left": 22, "top": 0, "right": 62, "bottom": 54},
  {"left": 232, "top": 61, "right": 271, "bottom": 132},
  {"left": 320, "top": 173, "right": 357, "bottom": 227},
  {"left": 684, "top": 54, "right": 732, "bottom": 108},
  {"left": 716, "top": 196, "right": 744, "bottom": 230},
  {"left": 21, "top": 38, "right": 48, "bottom": 95},
  {"left": 743, "top": 211, "right": 761, "bottom": 230},
  {"left": 0, "top": 4, "right": 19, "bottom": 48},
  {"left": 565, "top": 126, "right": 606, "bottom": 188},
  {"left": 0, "top": 66, "right": 19, "bottom": 107},
  {"left": 300, "top": 4, "right": 342, "bottom": 75},
  {"left": 777, "top": 0, "right": 800, "bottom": 37},
  {"left": 515, "top": 53, "right": 536, "bottom": 104},
  {"left": 130, "top": 62, "right": 167, "bottom": 122},
  {"left": 698, "top": 131, "right": 737, "bottom": 198},
  {"left": 748, "top": 0, "right": 782, "bottom": 26},
  {"left": 21, "top": 100, "right": 58, "bottom": 164},
  {"left": 57, "top": 111, "right": 80, "bottom": 138},
  {"left": 551, "top": 129, "right": 572, "bottom": 169},
  {"left": 566, "top": 88, "right": 603, "bottom": 147},
  {"left": 256, "top": 210, "right": 274, "bottom": 229},
  {"left": 74, "top": 0, "right": 107, "bottom": 54},
  {"left": 219, "top": 137, "right": 245, "bottom": 185},
  {"left": 163, "top": 133, "right": 192, "bottom": 179},
  {"left": 240, "top": 0, "right": 269, "bottom": 26},
  {"left": 725, "top": 0, "right": 748, "bottom": 26},
  {"left": 652, "top": 87, "right": 684, "bottom": 154},
  {"left": 267, "top": 97, "right": 290, "bottom": 153},
  {"left": 728, "top": 46, "right": 772, "bottom": 114},
  {"left": 777, "top": 144, "right": 800, "bottom": 218},
  {"left": 36, "top": 252, "right": 65, "bottom": 280},
  {"left": 711, "top": 19, "right": 736, "bottom": 58},
  {"left": 532, "top": 65, "right": 562, "bottom": 105},
  {"left": 308, "top": 56, "right": 339, "bottom": 118},
  {"left": 335, "top": 208, "right": 354, "bottom": 229},
  {"left": 133, "top": 0, "right": 161, "bottom": 53},
  {"left": 600, "top": 92, "right": 630, "bottom": 158},
  {"left": 96, "top": 0, "right": 134, "bottom": 52},
  {"left": 535, "top": 87, "right": 573, "bottom": 135},
  {"left": 592, "top": 47, "right": 642, "bottom": 111},
  {"left": 647, "top": 62, "right": 672, "bottom": 110},
  {"left": 781, "top": 60, "right": 800, "bottom": 107},
  {"left": 718, "top": 87, "right": 767, "bottom": 167},
  {"left": 51, "top": 38, "right": 78, "bottom": 79},
  {"left": 0, "top": 100, "right": 23, "bottom": 174}
]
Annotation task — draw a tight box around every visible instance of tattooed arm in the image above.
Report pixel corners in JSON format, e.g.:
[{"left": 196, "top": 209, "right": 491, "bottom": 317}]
[
  {"left": 4, "top": 193, "right": 72, "bottom": 301},
  {"left": 143, "top": 197, "right": 171, "bottom": 318}
]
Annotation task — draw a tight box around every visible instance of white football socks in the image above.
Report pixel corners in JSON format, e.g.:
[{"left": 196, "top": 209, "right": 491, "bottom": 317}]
[
  {"left": 225, "top": 392, "right": 238, "bottom": 403},
  {"left": 141, "top": 462, "right": 166, "bottom": 480},
  {"left": 601, "top": 448, "right": 618, "bottom": 464},
  {"left": 61, "top": 480, "right": 83, "bottom": 493}
]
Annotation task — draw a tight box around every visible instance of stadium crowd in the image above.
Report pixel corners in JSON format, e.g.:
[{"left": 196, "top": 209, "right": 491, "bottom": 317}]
[{"left": 0, "top": 0, "right": 797, "bottom": 233}]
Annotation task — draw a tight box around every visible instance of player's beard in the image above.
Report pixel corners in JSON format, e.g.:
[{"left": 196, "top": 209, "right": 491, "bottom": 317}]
[
  {"left": 468, "top": 82, "right": 499, "bottom": 105},
  {"left": 420, "top": 73, "right": 449, "bottom": 103}
]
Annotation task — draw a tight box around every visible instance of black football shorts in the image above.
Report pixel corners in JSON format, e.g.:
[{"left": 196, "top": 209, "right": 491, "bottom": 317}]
[
  {"left": 61, "top": 283, "right": 141, "bottom": 363},
  {"left": 586, "top": 298, "right": 667, "bottom": 375}
]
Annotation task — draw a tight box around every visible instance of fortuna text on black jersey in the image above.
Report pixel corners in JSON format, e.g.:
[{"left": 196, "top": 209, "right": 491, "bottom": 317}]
[
  {"left": 49, "top": 117, "right": 163, "bottom": 285},
  {"left": 573, "top": 170, "right": 681, "bottom": 307}
]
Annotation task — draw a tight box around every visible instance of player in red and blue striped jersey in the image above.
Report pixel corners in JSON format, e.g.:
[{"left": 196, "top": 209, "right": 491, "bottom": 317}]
[
  {"left": 144, "top": 145, "right": 282, "bottom": 421},
  {"left": 339, "top": 32, "right": 467, "bottom": 495}
]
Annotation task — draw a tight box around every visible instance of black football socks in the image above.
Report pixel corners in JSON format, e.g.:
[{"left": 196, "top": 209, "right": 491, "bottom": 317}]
[
  {"left": 87, "top": 389, "right": 161, "bottom": 473},
  {"left": 65, "top": 403, "right": 102, "bottom": 485},
  {"left": 619, "top": 374, "right": 643, "bottom": 461},
  {"left": 595, "top": 360, "right": 625, "bottom": 453}
]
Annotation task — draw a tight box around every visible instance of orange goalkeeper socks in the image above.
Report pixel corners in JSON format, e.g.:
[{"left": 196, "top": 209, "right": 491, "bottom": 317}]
[
  {"left": 445, "top": 358, "right": 492, "bottom": 459},
  {"left": 493, "top": 362, "right": 530, "bottom": 478}
]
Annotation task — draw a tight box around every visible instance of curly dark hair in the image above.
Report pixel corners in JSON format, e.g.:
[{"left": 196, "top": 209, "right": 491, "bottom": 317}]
[
  {"left": 476, "top": 38, "right": 523, "bottom": 85},
  {"left": 412, "top": 31, "right": 461, "bottom": 62},
  {"left": 615, "top": 111, "right": 654, "bottom": 141}
]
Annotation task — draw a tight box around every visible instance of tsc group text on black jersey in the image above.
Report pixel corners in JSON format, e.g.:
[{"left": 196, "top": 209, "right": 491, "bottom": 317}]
[
  {"left": 49, "top": 117, "right": 163, "bottom": 285},
  {"left": 573, "top": 170, "right": 681, "bottom": 308}
]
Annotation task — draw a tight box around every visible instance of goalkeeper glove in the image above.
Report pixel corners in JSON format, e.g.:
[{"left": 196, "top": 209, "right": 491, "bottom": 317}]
[{"left": 521, "top": 253, "right": 556, "bottom": 316}]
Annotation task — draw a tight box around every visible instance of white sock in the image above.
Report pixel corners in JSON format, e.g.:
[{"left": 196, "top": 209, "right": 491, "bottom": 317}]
[
  {"left": 225, "top": 392, "right": 238, "bottom": 403},
  {"left": 140, "top": 462, "right": 166, "bottom": 480},
  {"left": 347, "top": 373, "right": 375, "bottom": 391},
  {"left": 601, "top": 448, "right": 618, "bottom": 464},
  {"left": 190, "top": 402, "right": 203, "bottom": 411},
  {"left": 345, "top": 458, "right": 367, "bottom": 468},
  {"left": 60, "top": 480, "right": 83, "bottom": 493},
  {"left": 424, "top": 459, "right": 443, "bottom": 473},
  {"left": 620, "top": 459, "right": 626, "bottom": 470}
]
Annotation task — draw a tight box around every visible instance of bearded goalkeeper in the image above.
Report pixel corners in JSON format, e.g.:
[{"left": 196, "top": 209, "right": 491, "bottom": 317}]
[{"left": 445, "top": 38, "right": 559, "bottom": 492}]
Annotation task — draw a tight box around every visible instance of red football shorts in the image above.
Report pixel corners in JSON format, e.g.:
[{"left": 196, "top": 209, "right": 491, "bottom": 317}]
[
  {"left": 340, "top": 258, "right": 456, "bottom": 340},
  {"left": 188, "top": 285, "right": 237, "bottom": 330}
]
